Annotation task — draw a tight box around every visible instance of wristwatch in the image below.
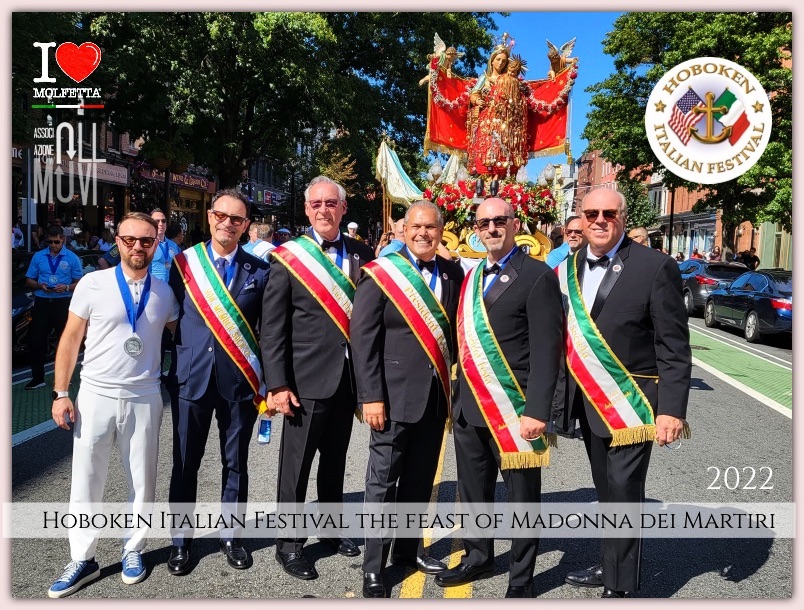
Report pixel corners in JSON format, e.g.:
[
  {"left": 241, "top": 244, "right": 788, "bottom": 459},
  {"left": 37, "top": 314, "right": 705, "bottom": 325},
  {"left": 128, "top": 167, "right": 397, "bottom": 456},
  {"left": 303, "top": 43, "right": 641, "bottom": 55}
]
[{"left": 52, "top": 390, "right": 70, "bottom": 400}]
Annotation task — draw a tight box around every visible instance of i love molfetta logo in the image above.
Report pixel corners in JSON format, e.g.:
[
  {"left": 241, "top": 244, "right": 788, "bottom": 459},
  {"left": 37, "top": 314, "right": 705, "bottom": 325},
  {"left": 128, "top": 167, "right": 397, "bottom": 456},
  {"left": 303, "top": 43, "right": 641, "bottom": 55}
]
[
  {"left": 55, "top": 42, "right": 102, "bottom": 83},
  {"left": 32, "top": 41, "right": 104, "bottom": 110},
  {"left": 645, "top": 57, "right": 772, "bottom": 185}
]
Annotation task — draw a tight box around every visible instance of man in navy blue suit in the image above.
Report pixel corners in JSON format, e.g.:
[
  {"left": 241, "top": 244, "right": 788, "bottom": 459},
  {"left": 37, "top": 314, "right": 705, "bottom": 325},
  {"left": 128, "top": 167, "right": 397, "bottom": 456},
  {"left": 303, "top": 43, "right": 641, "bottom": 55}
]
[{"left": 166, "top": 189, "right": 270, "bottom": 575}]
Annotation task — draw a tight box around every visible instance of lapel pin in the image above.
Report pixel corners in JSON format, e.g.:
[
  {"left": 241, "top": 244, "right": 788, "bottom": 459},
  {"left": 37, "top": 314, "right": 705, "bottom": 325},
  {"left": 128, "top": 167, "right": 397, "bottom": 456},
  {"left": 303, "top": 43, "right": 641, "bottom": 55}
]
[
  {"left": 442, "top": 272, "right": 448, "bottom": 280},
  {"left": 244, "top": 263, "right": 251, "bottom": 271},
  {"left": 353, "top": 253, "right": 359, "bottom": 259},
  {"left": 501, "top": 275, "right": 509, "bottom": 283},
  {"left": 612, "top": 264, "right": 622, "bottom": 273}
]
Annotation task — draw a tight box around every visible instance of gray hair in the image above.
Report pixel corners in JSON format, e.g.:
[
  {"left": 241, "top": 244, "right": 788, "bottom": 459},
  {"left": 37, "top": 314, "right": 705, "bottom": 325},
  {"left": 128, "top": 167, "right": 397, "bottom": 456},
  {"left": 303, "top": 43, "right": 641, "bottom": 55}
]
[
  {"left": 257, "top": 223, "right": 274, "bottom": 240},
  {"left": 405, "top": 200, "right": 444, "bottom": 228},
  {"left": 304, "top": 175, "right": 347, "bottom": 202}
]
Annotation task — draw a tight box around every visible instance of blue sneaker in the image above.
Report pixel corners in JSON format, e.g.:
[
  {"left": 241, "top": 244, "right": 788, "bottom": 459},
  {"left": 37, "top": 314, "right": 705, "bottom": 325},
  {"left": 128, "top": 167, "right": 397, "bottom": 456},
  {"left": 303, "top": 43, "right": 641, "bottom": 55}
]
[
  {"left": 48, "top": 559, "right": 100, "bottom": 598},
  {"left": 121, "top": 549, "right": 146, "bottom": 584}
]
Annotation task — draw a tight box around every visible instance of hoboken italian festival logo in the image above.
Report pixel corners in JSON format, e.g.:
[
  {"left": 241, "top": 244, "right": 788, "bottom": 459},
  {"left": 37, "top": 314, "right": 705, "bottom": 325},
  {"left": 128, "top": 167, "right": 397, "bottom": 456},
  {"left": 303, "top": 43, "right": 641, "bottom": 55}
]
[{"left": 645, "top": 57, "right": 772, "bottom": 185}]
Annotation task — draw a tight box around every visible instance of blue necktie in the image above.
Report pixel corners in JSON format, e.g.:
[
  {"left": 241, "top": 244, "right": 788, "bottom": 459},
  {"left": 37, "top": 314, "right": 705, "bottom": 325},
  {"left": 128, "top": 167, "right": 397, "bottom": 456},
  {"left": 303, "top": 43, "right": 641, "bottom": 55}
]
[{"left": 215, "top": 257, "right": 228, "bottom": 283}]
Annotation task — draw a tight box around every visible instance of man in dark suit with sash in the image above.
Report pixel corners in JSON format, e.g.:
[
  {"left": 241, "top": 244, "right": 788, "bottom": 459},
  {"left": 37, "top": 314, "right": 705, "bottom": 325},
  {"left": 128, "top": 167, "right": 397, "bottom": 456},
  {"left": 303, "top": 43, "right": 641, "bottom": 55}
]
[
  {"left": 557, "top": 188, "right": 691, "bottom": 597},
  {"left": 434, "top": 198, "right": 564, "bottom": 598},
  {"left": 351, "top": 200, "right": 464, "bottom": 598},
  {"left": 261, "top": 175, "right": 375, "bottom": 581},
  {"left": 167, "top": 189, "right": 271, "bottom": 574}
]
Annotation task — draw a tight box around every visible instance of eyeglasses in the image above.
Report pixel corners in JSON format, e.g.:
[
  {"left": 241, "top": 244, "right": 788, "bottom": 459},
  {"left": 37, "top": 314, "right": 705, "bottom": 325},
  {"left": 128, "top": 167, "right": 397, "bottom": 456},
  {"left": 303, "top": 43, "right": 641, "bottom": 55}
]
[
  {"left": 46, "top": 239, "right": 62, "bottom": 245},
  {"left": 118, "top": 236, "right": 156, "bottom": 248},
  {"left": 565, "top": 229, "right": 584, "bottom": 236},
  {"left": 475, "top": 215, "right": 514, "bottom": 230},
  {"left": 209, "top": 210, "right": 248, "bottom": 226},
  {"left": 307, "top": 199, "right": 341, "bottom": 210},
  {"left": 582, "top": 209, "right": 620, "bottom": 222}
]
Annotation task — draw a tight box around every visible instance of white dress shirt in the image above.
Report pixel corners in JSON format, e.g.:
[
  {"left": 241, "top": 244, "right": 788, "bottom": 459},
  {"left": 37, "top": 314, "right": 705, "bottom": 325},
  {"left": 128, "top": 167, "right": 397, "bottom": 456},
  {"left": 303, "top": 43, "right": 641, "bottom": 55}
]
[{"left": 581, "top": 234, "right": 626, "bottom": 308}]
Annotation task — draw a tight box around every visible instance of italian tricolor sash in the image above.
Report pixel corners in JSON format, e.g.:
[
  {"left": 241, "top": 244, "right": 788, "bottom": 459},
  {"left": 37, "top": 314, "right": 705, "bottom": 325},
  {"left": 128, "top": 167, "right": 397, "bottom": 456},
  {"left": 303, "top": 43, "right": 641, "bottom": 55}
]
[
  {"left": 457, "top": 263, "right": 552, "bottom": 469},
  {"left": 174, "top": 244, "right": 268, "bottom": 414},
  {"left": 557, "top": 253, "right": 655, "bottom": 446},
  {"left": 361, "top": 254, "right": 452, "bottom": 404},
  {"left": 271, "top": 236, "right": 355, "bottom": 340}
]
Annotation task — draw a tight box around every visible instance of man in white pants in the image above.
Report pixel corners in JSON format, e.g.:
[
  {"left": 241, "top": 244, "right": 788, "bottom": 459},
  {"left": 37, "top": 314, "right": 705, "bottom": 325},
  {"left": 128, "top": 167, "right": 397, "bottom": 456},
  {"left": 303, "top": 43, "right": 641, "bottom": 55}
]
[{"left": 48, "top": 212, "right": 179, "bottom": 598}]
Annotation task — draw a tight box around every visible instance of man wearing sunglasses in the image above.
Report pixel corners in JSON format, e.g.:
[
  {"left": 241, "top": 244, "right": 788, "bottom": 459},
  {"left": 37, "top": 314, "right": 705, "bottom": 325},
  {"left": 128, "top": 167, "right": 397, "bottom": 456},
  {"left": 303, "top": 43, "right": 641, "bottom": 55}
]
[
  {"left": 436, "top": 198, "right": 564, "bottom": 597},
  {"left": 262, "top": 175, "right": 375, "bottom": 581},
  {"left": 167, "top": 189, "right": 270, "bottom": 575},
  {"left": 556, "top": 188, "right": 691, "bottom": 598},
  {"left": 47, "top": 212, "right": 179, "bottom": 597},
  {"left": 545, "top": 215, "right": 587, "bottom": 269},
  {"left": 24, "top": 225, "right": 83, "bottom": 390}
]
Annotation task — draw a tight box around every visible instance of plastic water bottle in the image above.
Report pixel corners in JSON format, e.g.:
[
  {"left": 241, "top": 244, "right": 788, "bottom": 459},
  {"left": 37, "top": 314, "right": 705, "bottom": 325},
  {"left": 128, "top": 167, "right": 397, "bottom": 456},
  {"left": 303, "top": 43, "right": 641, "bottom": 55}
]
[{"left": 257, "top": 413, "right": 272, "bottom": 444}]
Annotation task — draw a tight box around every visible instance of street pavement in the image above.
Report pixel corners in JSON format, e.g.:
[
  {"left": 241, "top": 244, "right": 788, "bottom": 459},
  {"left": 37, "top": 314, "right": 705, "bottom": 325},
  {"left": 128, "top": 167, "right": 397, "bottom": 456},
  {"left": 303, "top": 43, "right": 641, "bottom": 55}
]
[{"left": 8, "top": 319, "right": 793, "bottom": 599}]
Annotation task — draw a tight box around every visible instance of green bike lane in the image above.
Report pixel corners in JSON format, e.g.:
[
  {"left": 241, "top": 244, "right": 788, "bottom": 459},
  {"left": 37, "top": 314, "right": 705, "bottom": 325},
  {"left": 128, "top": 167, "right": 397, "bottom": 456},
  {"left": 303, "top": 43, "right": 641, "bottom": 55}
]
[{"left": 688, "top": 326, "right": 792, "bottom": 412}]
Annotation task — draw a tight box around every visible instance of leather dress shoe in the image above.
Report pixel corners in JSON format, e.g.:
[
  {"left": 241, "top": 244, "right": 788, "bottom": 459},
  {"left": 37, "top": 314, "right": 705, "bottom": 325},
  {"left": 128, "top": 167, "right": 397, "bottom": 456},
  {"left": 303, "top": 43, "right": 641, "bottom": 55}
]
[
  {"left": 362, "top": 572, "right": 386, "bottom": 598},
  {"left": 220, "top": 540, "right": 251, "bottom": 569},
  {"left": 434, "top": 563, "right": 493, "bottom": 587},
  {"left": 276, "top": 551, "right": 318, "bottom": 580},
  {"left": 391, "top": 554, "right": 447, "bottom": 575},
  {"left": 565, "top": 564, "right": 603, "bottom": 588},
  {"left": 167, "top": 544, "right": 191, "bottom": 576},
  {"left": 505, "top": 583, "right": 532, "bottom": 598},
  {"left": 601, "top": 587, "right": 626, "bottom": 598},
  {"left": 320, "top": 537, "right": 360, "bottom": 557}
]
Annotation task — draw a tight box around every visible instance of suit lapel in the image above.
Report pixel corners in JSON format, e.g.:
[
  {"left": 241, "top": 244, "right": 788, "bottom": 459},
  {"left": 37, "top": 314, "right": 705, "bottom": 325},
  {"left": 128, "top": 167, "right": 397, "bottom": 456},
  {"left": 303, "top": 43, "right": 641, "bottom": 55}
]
[
  {"left": 590, "top": 238, "right": 632, "bottom": 319},
  {"left": 484, "top": 248, "right": 524, "bottom": 309},
  {"left": 344, "top": 236, "right": 364, "bottom": 284}
]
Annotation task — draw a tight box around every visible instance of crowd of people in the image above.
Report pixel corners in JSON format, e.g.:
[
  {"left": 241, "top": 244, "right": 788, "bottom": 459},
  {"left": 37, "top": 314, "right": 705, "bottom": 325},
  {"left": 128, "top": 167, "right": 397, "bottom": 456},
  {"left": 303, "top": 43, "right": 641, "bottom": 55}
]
[{"left": 38, "top": 177, "right": 691, "bottom": 600}]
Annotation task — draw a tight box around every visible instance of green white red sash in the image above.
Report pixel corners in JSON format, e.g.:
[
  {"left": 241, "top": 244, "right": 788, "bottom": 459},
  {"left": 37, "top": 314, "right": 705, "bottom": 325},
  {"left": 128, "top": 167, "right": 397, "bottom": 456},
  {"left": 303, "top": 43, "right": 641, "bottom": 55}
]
[
  {"left": 361, "top": 253, "right": 452, "bottom": 404},
  {"left": 174, "top": 244, "right": 268, "bottom": 414},
  {"left": 271, "top": 236, "right": 355, "bottom": 340},
  {"left": 556, "top": 253, "right": 655, "bottom": 446},
  {"left": 457, "top": 263, "right": 552, "bottom": 469}
]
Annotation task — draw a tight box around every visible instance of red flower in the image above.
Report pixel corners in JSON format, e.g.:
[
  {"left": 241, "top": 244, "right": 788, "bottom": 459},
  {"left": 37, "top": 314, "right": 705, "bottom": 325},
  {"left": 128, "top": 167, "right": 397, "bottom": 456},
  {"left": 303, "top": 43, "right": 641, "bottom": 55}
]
[
  {"left": 446, "top": 203, "right": 456, "bottom": 212},
  {"left": 423, "top": 188, "right": 432, "bottom": 200}
]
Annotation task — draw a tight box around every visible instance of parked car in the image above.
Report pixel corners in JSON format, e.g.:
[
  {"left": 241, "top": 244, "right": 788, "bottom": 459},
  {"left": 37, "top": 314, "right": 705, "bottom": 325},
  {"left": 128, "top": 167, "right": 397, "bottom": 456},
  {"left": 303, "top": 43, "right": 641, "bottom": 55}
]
[
  {"left": 678, "top": 259, "right": 748, "bottom": 315},
  {"left": 704, "top": 269, "right": 792, "bottom": 343}
]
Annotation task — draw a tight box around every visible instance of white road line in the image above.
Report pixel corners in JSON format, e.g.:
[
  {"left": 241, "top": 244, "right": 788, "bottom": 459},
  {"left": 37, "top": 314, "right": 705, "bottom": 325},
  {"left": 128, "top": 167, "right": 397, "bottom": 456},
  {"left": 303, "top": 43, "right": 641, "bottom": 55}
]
[
  {"left": 689, "top": 320, "right": 792, "bottom": 365},
  {"left": 12, "top": 419, "right": 59, "bottom": 447},
  {"left": 689, "top": 327, "right": 792, "bottom": 370},
  {"left": 692, "top": 357, "right": 792, "bottom": 419}
]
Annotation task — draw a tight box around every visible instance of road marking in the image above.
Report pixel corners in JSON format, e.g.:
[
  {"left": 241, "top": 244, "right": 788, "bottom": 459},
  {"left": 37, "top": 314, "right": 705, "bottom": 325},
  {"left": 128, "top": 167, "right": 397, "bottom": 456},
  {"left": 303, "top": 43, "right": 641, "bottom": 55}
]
[
  {"left": 693, "top": 357, "right": 791, "bottom": 419},
  {"left": 12, "top": 419, "right": 59, "bottom": 447},
  {"left": 690, "top": 325, "right": 792, "bottom": 369}
]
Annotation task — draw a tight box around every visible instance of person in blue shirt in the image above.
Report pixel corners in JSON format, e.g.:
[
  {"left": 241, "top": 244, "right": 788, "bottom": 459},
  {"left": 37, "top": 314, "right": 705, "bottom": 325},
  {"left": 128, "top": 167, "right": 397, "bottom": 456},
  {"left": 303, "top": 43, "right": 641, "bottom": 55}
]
[
  {"left": 149, "top": 209, "right": 181, "bottom": 282},
  {"left": 378, "top": 218, "right": 406, "bottom": 257},
  {"left": 545, "top": 215, "right": 586, "bottom": 269},
  {"left": 24, "top": 225, "right": 84, "bottom": 389}
]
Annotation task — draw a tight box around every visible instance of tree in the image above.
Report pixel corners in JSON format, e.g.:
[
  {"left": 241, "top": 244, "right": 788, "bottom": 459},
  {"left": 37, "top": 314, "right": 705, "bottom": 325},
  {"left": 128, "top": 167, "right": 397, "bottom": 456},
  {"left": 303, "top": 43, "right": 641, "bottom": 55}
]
[
  {"left": 618, "top": 178, "right": 657, "bottom": 231},
  {"left": 582, "top": 12, "right": 792, "bottom": 244}
]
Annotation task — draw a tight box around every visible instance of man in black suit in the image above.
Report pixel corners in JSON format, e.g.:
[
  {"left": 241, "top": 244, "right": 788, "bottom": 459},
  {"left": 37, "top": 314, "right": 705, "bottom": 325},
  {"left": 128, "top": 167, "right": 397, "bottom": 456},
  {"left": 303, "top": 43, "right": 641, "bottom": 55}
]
[
  {"left": 167, "top": 189, "right": 271, "bottom": 574},
  {"left": 351, "top": 200, "right": 464, "bottom": 598},
  {"left": 261, "top": 175, "right": 375, "bottom": 580},
  {"left": 558, "top": 188, "right": 691, "bottom": 597},
  {"left": 434, "top": 198, "right": 564, "bottom": 598}
]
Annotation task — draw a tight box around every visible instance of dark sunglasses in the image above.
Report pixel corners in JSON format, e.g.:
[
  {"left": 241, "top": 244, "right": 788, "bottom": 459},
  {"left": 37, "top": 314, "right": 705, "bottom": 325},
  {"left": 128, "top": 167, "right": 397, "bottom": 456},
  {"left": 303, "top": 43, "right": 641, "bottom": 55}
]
[
  {"left": 475, "top": 215, "right": 514, "bottom": 230},
  {"left": 582, "top": 209, "right": 620, "bottom": 222},
  {"left": 210, "top": 210, "right": 248, "bottom": 226},
  {"left": 47, "top": 239, "right": 63, "bottom": 245},
  {"left": 307, "top": 199, "right": 341, "bottom": 211},
  {"left": 565, "top": 229, "right": 584, "bottom": 236},
  {"left": 118, "top": 236, "right": 156, "bottom": 248}
]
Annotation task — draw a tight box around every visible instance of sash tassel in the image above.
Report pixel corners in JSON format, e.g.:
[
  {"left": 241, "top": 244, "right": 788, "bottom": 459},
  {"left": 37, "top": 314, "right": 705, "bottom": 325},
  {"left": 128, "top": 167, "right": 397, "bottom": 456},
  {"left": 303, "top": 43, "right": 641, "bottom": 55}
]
[
  {"left": 610, "top": 424, "right": 655, "bottom": 448},
  {"left": 500, "top": 448, "right": 551, "bottom": 470}
]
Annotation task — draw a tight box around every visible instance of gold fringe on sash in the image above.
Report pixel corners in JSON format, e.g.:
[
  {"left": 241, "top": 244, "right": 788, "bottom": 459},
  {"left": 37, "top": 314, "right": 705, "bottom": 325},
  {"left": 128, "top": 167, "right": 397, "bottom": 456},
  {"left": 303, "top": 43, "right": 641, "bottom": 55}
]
[
  {"left": 681, "top": 421, "right": 692, "bottom": 439},
  {"left": 609, "top": 424, "right": 656, "bottom": 448},
  {"left": 500, "top": 448, "right": 550, "bottom": 470},
  {"left": 546, "top": 433, "right": 558, "bottom": 448},
  {"left": 354, "top": 407, "right": 363, "bottom": 423}
]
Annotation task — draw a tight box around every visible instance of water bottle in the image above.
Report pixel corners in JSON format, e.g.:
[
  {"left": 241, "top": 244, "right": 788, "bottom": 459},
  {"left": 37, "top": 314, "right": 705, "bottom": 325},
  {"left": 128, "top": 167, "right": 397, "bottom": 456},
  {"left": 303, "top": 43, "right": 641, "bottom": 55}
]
[{"left": 257, "top": 413, "right": 272, "bottom": 444}]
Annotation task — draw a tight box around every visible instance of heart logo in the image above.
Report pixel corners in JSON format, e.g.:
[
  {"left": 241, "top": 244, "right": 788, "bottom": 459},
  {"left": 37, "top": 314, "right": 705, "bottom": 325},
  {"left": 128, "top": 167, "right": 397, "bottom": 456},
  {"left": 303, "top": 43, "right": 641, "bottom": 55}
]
[{"left": 54, "top": 42, "right": 102, "bottom": 83}]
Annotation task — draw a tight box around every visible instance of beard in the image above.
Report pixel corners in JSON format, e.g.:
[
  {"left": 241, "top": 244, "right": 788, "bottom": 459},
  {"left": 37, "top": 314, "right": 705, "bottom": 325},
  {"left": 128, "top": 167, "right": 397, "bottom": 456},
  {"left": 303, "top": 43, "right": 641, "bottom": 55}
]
[{"left": 121, "top": 250, "right": 151, "bottom": 270}]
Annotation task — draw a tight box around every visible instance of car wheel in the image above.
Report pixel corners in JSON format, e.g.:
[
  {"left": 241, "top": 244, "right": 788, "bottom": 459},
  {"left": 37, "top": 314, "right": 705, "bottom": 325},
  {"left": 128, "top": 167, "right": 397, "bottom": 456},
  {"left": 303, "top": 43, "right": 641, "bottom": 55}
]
[
  {"left": 744, "top": 311, "right": 761, "bottom": 343},
  {"left": 684, "top": 291, "right": 696, "bottom": 315},
  {"left": 704, "top": 301, "right": 719, "bottom": 328}
]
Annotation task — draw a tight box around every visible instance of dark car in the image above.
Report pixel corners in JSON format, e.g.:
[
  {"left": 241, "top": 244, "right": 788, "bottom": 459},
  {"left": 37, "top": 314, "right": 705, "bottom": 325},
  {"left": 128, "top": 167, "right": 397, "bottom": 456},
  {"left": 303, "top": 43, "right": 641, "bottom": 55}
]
[
  {"left": 704, "top": 269, "right": 792, "bottom": 343},
  {"left": 678, "top": 259, "right": 748, "bottom": 315}
]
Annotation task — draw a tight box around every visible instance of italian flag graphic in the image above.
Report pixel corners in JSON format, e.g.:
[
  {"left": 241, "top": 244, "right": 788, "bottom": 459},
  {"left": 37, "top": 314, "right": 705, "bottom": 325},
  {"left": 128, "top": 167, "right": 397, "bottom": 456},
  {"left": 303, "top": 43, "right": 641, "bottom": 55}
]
[{"left": 714, "top": 89, "right": 750, "bottom": 145}]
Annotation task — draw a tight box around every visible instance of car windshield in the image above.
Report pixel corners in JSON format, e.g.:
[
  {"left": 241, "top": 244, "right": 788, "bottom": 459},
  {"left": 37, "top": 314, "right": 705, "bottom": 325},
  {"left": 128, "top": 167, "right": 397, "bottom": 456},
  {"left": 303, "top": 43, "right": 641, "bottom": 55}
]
[{"left": 705, "top": 265, "right": 747, "bottom": 280}]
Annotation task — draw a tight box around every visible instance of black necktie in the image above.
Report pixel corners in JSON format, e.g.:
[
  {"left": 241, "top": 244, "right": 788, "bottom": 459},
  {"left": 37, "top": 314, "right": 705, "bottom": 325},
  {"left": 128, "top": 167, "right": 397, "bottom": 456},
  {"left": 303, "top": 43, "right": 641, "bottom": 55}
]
[
  {"left": 320, "top": 239, "right": 341, "bottom": 251},
  {"left": 483, "top": 263, "right": 501, "bottom": 277},
  {"left": 417, "top": 259, "right": 436, "bottom": 273},
  {"left": 587, "top": 255, "right": 610, "bottom": 270}
]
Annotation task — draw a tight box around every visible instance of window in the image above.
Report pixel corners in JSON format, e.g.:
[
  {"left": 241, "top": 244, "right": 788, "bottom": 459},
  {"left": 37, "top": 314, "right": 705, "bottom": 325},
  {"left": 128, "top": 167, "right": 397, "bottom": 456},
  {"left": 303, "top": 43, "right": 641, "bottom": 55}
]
[
  {"left": 750, "top": 274, "right": 768, "bottom": 293},
  {"left": 728, "top": 274, "right": 751, "bottom": 291}
]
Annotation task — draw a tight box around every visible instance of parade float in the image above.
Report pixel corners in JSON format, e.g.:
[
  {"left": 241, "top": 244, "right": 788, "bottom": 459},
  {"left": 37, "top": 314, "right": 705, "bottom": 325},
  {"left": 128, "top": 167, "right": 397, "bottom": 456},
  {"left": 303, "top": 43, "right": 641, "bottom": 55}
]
[{"left": 376, "top": 33, "right": 578, "bottom": 262}]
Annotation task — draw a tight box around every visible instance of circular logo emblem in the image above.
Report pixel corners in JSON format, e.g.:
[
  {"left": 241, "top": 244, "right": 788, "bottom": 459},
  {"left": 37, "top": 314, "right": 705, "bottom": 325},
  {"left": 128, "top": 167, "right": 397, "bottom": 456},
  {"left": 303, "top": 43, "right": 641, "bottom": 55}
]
[
  {"left": 645, "top": 57, "right": 772, "bottom": 184},
  {"left": 59, "top": 261, "right": 70, "bottom": 269}
]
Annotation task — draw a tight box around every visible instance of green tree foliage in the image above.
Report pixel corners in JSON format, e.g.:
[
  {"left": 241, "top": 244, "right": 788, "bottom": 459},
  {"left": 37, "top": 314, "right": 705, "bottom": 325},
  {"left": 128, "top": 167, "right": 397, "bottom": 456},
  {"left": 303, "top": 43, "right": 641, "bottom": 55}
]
[
  {"left": 582, "top": 12, "right": 792, "bottom": 244},
  {"left": 619, "top": 177, "right": 657, "bottom": 230}
]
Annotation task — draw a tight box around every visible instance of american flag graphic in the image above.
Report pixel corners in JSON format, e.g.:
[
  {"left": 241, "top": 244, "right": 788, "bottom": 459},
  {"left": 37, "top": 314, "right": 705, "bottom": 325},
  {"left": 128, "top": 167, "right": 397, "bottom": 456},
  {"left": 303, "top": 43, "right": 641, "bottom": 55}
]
[{"left": 669, "top": 89, "right": 705, "bottom": 145}]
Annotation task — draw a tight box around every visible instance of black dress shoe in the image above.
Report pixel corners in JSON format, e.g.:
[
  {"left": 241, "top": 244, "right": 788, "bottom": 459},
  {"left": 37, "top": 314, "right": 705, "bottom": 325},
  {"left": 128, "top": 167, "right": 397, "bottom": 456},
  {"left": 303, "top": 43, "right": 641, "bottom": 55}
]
[
  {"left": 276, "top": 550, "right": 318, "bottom": 580},
  {"left": 601, "top": 587, "right": 626, "bottom": 598},
  {"left": 391, "top": 554, "right": 447, "bottom": 575},
  {"left": 220, "top": 540, "right": 251, "bottom": 569},
  {"left": 434, "top": 563, "right": 493, "bottom": 587},
  {"left": 362, "top": 572, "right": 386, "bottom": 598},
  {"left": 565, "top": 564, "right": 604, "bottom": 588},
  {"left": 320, "top": 537, "right": 360, "bottom": 557},
  {"left": 167, "top": 544, "right": 191, "bottom": 575},
  {"left": 505, "top": 583, "right": 532, "bottom": 598}
]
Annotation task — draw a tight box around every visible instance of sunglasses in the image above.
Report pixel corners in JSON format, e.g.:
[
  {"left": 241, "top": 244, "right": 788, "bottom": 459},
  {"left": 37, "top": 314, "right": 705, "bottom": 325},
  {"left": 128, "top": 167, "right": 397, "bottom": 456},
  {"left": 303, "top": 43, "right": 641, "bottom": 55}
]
[
  {"left": 565, "top": 229, "right": 584, "bottom": 236},
  {"left": 582, "top": 209, "right": 620, "bottom": 222},
  {"left": 475, "top": 215, "right": 514, "bottom": 230},
  {"left": 47, "top": 239, "right": 62, "bottom": 245},
  {"left": 307, "top": 199, "right": 341, "bottom": 211},
  {"left": 118, "top": 236, "right": 156, "bottom": 248},
  {"left": 209, "top": 210, "right": 248, "bottom": 226}
]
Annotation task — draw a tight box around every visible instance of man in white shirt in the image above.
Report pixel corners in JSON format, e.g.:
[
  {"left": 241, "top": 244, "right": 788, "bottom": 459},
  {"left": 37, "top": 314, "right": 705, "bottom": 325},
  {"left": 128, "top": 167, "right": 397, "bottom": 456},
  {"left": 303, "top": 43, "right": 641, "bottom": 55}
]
[{"left": 47, "top": 212, "right": 179, "bottom": 598}]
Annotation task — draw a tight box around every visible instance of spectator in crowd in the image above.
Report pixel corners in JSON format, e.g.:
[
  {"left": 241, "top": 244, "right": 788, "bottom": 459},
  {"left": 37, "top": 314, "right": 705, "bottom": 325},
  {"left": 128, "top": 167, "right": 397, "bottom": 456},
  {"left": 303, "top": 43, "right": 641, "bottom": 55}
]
[
  {"left": 167, "top": 222, "right": 184, "bottom": 251},
  {"left": 744, "top": 247, "right": 761, "bottom": 270},
  {"left": 250, "top": 223, "right": 275, "bottom": 261},
  {"left": 31, "top": 224, "right": 44, "bottom": 250},
  {"left": 96, "top": 229, "right": 114, "bottom": 252},
  {"left": 149, "top": 210, "right": 181, "bottom": 282},
  {"left": 627, "top": 226, "right": 649, "bottom": 246},
  {"left": 675, "top": 252, "right": 685, "bottom": 262},
  {"left": 46, "top": 212, "right": 179, "bottom": 598},
  {"left": 13, "top": 221, "right": 25, "bottom": 248},
  {"left": 546, "top": 215, "right": 586, "bottom": 268},
  {"left": 690, "top": 248, "right": 703, "bottom": 259},
  {"left": 378, "top": 219, "right": 406, "bottom": 257},
  {"left": 69, "top": 229, "right": 91, "bottom": 251},
  {"left": 276, "top": 227, "right": 293, "bottom": 244},
  {"left": 23, "top": 225, "right": 84, "bottom": 389},
  {"left": 346, "top": 221, "right": 364, "bottom": 241},
  {"left": 707, "top": 246, "right": 722, "bottom": 262}
]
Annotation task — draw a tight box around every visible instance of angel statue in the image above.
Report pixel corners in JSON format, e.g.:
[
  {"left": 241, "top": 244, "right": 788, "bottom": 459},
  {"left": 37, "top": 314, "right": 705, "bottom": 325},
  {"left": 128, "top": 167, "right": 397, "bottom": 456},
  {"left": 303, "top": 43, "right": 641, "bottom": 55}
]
[
  {"left": 418, "top": 32, "right": 466, "bottom": 86},
  {"left": 424, "top": 32, "right": 578, "bottom": 182},
  {"left": 547, "top": 37, "right": 577, "bottom": 81}
]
